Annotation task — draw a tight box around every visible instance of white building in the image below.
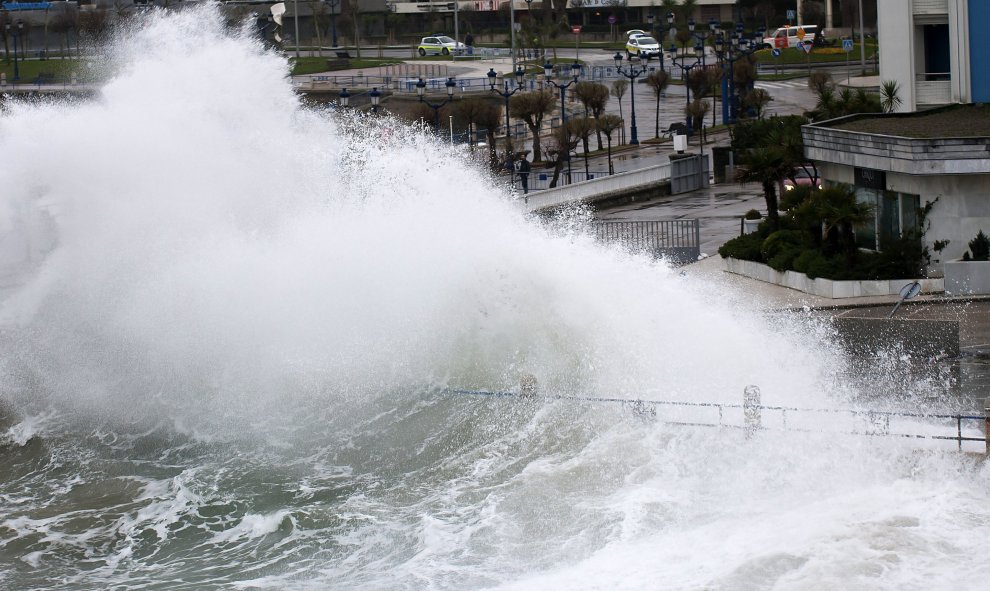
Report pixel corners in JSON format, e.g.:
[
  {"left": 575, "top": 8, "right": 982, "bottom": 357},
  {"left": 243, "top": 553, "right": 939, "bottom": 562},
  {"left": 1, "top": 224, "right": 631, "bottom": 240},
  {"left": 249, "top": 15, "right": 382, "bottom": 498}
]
[{"left": 877, "top": 0, "right": 990, "bottom": 111}]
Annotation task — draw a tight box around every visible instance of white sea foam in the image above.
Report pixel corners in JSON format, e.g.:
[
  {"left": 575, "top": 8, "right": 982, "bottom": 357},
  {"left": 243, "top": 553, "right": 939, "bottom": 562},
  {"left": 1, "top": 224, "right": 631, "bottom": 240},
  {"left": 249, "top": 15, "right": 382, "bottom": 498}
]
[{"left": 0, "top": 4, "right": 986, "bottom": 591}]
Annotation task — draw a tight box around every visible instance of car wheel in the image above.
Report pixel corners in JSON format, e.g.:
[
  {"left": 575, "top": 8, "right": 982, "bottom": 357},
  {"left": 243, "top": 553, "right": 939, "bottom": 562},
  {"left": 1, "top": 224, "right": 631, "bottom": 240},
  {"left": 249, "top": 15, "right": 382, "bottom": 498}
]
[
  {"left": 418, "top": 48, "right": 426, "bottom": 56},
  {"left": 442, "top": 48, "right": 449, "bottom": 55}
]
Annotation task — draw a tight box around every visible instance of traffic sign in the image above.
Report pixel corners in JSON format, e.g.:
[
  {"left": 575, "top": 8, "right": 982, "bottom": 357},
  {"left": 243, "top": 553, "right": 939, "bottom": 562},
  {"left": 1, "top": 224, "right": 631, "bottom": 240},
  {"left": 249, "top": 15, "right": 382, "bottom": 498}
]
[
  {"left": 796, "top": 27, "right": 806, "bottom": 41},
  {"left": 607, "top": 15, "right": 616, "bottom": 25},
  {"left": 801, "top": 40, "right": 813, "bottom": 53},
  {"left": 771, "top": 48, "right": 781, "bottom": 58},
  {"left": 571, "top": 25, "right": 582, "bottom": 34},
  {"left": 786, "top": 9, "right": 796, "bottom": 21},
  {"left": 842, "top": 38, "right": 854, "bottom": 52}
]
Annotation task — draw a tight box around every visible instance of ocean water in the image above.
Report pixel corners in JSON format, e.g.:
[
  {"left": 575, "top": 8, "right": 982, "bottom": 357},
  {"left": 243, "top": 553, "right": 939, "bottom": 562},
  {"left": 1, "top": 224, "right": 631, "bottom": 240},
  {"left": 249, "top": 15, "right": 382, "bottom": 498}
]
[{"left": 0, "top": 5, "right": 988, "bottom": 590}]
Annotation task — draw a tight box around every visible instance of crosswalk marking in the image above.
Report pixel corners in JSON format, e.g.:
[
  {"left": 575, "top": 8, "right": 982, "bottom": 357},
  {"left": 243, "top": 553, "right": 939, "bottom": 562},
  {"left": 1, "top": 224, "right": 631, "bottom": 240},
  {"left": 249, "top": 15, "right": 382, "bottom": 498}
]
[{"left": 754, "top": 80, "right": 808, "bottom": 90}]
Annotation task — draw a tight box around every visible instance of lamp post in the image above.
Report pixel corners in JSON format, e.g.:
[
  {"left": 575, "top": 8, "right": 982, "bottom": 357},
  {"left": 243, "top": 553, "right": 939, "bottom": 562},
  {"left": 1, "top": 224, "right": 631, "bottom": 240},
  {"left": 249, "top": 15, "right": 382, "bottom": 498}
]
[
  {"left": 510, "top": 0, "right": 516, "bottom": 75},
  {"left": 667, "top": 42, "right": 704, "bottom": 132},
  {"left": 370, "top": 87, "right": 381, "bottom": 114},
  {"left": 417, "top": 77, "right": 457, "bottom": 130},
  {"left": 293, "top": 0, "right": 300, "bottom": 59},
  {"left": 646, "top": 13, "right": 666, "bottom": 73},
  {"left": 542, "top": 61, "right": 581, "bottom": 184},
  {"left": 338, "top": 87, "right": 383, "bottom": 113},
  {"left": 613, "top": 52, "right": 649, "bottom": 146},
  {"left": 667, "top": 15, "right": 719, "bottom": 129},
  {"left": 713, "top": 21, "right": 763, "bottom": 125},
  {"left": 5, "top": 21, "right": 24, "bottom": 82},
  {"left": 488, "top": 66, "right": 526, "bottom": 153},
  {"left": 327, "top": 0, "right": 340, "bottom": 47}
]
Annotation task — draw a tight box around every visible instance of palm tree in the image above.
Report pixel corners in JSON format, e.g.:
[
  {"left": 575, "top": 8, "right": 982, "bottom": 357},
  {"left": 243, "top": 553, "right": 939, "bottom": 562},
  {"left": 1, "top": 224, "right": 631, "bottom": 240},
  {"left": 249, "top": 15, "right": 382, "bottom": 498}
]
[
  {"left": 735, "top": 145, "right": 791, "bottom": 227},
  {"left": 646, "top": 69, "right": 670, "bottom": 139},
  {"left": 880, "top": 80, "right": 902, "bottom": 113}
]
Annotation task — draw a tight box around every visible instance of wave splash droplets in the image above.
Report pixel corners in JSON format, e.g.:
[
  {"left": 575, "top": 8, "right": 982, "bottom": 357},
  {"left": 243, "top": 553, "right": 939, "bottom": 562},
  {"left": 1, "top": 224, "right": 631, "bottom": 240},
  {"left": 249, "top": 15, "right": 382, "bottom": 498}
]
[{"left": 3, "top": 7, "right": 987, "bottom": 591}]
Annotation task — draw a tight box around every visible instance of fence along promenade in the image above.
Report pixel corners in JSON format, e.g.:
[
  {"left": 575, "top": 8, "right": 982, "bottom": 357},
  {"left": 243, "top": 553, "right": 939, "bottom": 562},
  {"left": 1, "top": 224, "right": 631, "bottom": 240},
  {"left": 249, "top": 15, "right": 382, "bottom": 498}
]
[{"left": 445, "top": 385, "right": 990, "bottom": 455}]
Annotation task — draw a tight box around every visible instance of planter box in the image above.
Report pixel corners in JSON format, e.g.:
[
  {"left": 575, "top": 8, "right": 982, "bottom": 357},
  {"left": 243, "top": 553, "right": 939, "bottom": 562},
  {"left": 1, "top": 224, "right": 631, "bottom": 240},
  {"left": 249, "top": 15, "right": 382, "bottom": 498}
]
[
  {"left": 723, "top": 257, "right": 944, "bottom": 299},
  {"left": 944, "top": 260, "right": 990, "bottom": 295},
  {"left": 743, "top": 219, "right": 761, "bottom": 234}
]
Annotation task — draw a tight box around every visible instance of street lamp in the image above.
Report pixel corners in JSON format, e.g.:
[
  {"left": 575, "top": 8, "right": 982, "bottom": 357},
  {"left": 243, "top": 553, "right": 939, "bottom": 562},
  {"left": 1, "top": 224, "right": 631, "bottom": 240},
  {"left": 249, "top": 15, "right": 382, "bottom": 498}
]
[
  {"left": 5, "top": 21, "right": 24, "bottom": 82},
  {"left": 417, "top": 76, "right": 457, "bottom": 130},
  {"left": 646, "top": 13, "right": 666, "bottom": 73},
  {"left": 613, "top": 52, "right": 649, "bottom": 146},
  {"left": 327, "top": 0, "right": 340, "bottom": 47},
  {"left": 714, "top": 21, "right": 764, "bottom": 124},
  {"left": 542, "top": 61, "right": 581, "bottom": 184},
  {"left": 487, "top": 66, "right": 526, "bottom": 153},
  {"left": 667, "top": 42, "right": 705, "bottom": 132},
  {"left": 338, "top": 87, "right": 383, "bottom": 113},
  {"left": 370, "top": 87, "right": 381, "bottom": 114}
]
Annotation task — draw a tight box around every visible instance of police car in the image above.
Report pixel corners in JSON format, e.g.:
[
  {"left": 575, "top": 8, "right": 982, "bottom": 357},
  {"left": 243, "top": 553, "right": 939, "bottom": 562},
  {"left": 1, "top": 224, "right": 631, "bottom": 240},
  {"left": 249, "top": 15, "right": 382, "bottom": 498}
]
[
  {"left": 417, "top": 35, "right": 465, "bottom": 56},
  {"left": 625, "top": 35, "right": 661, "bottom": 59}
]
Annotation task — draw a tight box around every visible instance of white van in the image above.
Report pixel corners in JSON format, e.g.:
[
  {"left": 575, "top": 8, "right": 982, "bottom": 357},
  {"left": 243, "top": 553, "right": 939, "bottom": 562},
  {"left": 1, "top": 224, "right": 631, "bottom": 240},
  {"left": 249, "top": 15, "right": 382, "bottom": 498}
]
[{"left": 761, "top": 25, "right": 821, "bottom": 49}]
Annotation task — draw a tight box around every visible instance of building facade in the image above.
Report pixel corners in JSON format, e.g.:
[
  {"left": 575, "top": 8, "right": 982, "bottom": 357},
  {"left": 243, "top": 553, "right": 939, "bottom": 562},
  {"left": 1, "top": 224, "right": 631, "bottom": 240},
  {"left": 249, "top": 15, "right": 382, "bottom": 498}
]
[{"left": 877, "top": 0, "right": 990, "bottom": 111}]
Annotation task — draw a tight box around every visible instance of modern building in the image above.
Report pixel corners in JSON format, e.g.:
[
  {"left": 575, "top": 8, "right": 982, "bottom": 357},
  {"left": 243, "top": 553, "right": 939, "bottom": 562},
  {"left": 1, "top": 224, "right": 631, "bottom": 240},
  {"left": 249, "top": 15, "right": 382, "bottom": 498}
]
[
  {"left": 877, "top": 0, "right": 990, "bottom": 111},
  {"left": 802, "top": 105, "right": 990, "bottom": 272}
]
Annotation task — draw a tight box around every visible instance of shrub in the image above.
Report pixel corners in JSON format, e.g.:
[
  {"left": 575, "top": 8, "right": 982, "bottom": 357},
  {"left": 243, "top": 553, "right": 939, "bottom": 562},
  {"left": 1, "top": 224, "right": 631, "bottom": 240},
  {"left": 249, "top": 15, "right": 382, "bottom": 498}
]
[
  {"left": 744, "top": 209, "right": 762, "bottom": 220},
  {"left": 718, "top": 232, "right": 764, "bottom": 261},
  {"left": 761, "top": 230, "right": 806, "bottom": 261},
  {"left": 968, "top": 230, "right": 990, "bottom": 261}
]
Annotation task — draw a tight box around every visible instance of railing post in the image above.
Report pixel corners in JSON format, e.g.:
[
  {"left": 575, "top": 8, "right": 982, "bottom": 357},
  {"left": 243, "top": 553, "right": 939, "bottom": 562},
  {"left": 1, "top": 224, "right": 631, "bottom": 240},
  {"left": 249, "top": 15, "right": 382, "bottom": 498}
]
[
  {"left": 520, "top": 373, "right": 538, "bottom": 398},
  {"left": 744, "top": 385, "right": 761, "bottom": 437},
  {"left": 984, "top": 397, "right": 990, "bottom": 456}
]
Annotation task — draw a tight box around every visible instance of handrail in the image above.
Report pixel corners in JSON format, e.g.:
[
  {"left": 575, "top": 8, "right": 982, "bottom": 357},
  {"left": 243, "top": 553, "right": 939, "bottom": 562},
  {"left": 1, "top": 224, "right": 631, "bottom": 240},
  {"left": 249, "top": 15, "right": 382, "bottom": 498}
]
[{"left": 443, "top": 388, "right": 989, "bottom": 452}]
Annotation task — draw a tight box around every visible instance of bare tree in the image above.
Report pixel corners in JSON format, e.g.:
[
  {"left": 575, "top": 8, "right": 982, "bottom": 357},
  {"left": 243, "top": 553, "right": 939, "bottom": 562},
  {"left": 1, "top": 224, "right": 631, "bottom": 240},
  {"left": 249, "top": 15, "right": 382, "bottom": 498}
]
[
  {"left": 646, "top": 69, "right": 670, "bottom": 139},
  {"left": 596, "top": 114, "right": 623, "bottom": 174},
  {"left": 509, "top": 89, "right": 555, "bottom": 163},
  {"left": 610, "top": 79, "right": 628, "bottom": 144}
]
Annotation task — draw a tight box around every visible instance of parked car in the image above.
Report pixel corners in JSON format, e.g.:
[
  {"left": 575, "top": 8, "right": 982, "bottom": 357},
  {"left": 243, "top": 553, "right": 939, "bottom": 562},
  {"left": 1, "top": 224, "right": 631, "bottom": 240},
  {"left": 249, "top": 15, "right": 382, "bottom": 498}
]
[
  {"left": 417, "top": 35, "right": 465, "bottom": 56},
  {"left": 781, "top": 166, "right": 823, "bottom": 192},
  {"left": 759, "top": 25, "right": 824, "bottom": 49},
  {"left": 625, "top": 35, "right": 662, "bottom": 59}
]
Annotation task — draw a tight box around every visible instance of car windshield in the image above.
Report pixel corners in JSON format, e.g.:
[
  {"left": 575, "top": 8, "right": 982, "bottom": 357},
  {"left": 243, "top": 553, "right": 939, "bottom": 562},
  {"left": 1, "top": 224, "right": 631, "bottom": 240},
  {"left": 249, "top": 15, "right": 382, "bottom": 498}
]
[
  {"left": 792, "top": 168, "right": 815, "bottom": 179},
  {"left": 637, "top": 37, "right": 658, "bottom": 45},
  {"left": 437, "top": 36, "right": 456, "bottom": 44}
]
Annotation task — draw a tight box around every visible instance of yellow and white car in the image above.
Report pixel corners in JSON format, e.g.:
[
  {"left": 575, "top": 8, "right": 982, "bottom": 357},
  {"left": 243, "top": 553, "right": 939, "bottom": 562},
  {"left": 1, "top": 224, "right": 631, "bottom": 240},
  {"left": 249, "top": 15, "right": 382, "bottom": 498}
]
[
  {"left": 417, "top": 35, "right": 465, "bottom": 56},
  {"left": 625, "top": 35, "right": 661, "bottom": 60}
]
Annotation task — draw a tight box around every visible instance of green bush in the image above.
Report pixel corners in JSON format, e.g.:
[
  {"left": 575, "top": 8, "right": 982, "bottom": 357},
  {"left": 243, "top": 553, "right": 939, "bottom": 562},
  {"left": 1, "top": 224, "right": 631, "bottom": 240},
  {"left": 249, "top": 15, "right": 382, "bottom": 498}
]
[
  {"left": 744, "top": 209, "right": 762, "bottom": 220},
  {"left": 761, "top": 230, "right": 806, "bottom": 261},
  {"left": 767, "top": 247, "right": 802, "bottom": 272},
  {"left": 968, "top": 230, "right": 990, "bottom": 261},
  {"left": 718, "top": 231, "right": 764, "bottom": 261}
]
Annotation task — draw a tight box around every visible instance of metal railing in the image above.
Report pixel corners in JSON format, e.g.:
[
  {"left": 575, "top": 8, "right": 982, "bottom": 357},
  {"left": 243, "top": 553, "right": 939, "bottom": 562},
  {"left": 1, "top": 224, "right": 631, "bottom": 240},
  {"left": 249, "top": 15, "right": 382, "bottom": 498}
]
[
  {"left": 593, "top": 219, "right": 701, "bottom": 263},
  {"left": 444, "top": 386, "right": 990, "bottom": 454}
]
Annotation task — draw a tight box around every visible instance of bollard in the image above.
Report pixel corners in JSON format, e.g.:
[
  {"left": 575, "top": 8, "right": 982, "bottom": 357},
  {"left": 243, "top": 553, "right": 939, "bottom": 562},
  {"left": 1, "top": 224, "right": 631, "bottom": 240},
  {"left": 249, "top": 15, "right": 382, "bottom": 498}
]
[
  {"left": 520, "top": 373, "right": 538, "bottom": 398},
  {"left": 743, "top": 385, "right": 762, "bottom": 437},
  {"left": 985, "top": 397, "right": 990, "bottom": 456}
]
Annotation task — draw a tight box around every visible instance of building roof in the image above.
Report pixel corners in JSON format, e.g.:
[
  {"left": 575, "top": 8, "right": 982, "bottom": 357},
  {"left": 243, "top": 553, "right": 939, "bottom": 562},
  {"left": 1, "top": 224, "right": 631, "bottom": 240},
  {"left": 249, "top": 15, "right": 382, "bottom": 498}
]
[
  {"left": 802, "top": 104, "right": 990, "bottom": 175},
  {"left": 828, "top": 104, "right": 990, "bottom": 139}
]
